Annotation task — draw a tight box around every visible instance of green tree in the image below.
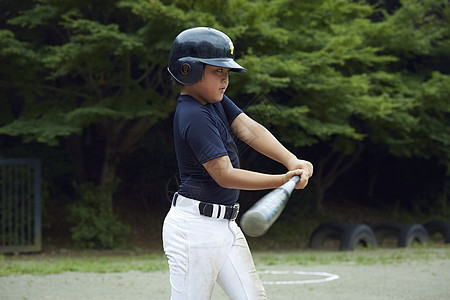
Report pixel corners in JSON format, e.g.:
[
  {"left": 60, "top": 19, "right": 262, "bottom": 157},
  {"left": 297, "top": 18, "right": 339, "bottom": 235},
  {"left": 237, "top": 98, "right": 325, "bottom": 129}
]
[
  {"left": 232, "top": 0, "right": 399, "bottom": 210},
  {"left": 1, "top": 0, "right": 448, "bottom": 222},
  {"left": 0, "top": 0, "right": 258, "bottom": 246},
  {"left": 232, "top": 0, "right": 449, "bottom": 211},
  {"left": 364, "top": 0, "right": 450, "bottom": 211},
  {"left": 0, "top": 0, "right": 179, "bottom": 246},
  {"left": 1, "top": 1, "right": 175, "bottom": 205}
]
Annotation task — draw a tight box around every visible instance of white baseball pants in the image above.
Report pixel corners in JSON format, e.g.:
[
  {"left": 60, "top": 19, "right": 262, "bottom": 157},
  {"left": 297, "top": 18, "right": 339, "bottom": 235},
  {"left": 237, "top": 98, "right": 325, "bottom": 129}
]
[{"left": 162, "top": 196, "right": 267, "bottom": 300}]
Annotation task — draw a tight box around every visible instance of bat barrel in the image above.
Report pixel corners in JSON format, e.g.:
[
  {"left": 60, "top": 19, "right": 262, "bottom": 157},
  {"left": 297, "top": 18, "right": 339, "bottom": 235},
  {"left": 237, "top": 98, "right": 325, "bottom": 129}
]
[{"left": 240, "top": 176, "right": 299, "bottom": 237}]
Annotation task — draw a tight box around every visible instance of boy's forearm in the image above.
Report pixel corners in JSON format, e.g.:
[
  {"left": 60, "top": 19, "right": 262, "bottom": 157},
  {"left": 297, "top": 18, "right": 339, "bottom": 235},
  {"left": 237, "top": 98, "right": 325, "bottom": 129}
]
[
  {"left": 251, "top": 125, "right": 297, "bottom": 168},
  {"left": 233, "top": 114, "right": 298, "bottom": 169},
  {"left": 203, "top": 155, "right": 295, "bottom": 190},
  {"left": 254, "top": 131, "right": 313, "bottom": 176},
  {"left": 220, "top": 168, "right": 286, "bottom": 190}
]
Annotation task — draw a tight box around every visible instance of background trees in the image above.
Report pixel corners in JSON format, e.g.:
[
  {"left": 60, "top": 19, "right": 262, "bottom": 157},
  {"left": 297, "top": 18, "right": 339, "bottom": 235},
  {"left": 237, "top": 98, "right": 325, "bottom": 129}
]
[{"left": 1, "top": 0, "right": 448, "bottom": 248}]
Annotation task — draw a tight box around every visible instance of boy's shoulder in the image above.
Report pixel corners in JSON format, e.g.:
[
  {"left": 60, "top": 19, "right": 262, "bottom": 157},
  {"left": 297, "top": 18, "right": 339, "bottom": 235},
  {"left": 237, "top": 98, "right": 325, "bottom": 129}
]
[
  {"left": 177, "top": 95, "right": 213, "bottom": 120},
  {"left": 178, "top": 95, "right": 207, "bottom": 110}
]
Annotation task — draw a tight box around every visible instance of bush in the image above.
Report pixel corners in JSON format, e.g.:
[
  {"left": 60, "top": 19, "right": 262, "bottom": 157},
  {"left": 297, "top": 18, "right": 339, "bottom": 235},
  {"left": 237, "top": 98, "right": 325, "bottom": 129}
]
[{"left": 69, "top": 182, "right": 130, "bottom": 249}]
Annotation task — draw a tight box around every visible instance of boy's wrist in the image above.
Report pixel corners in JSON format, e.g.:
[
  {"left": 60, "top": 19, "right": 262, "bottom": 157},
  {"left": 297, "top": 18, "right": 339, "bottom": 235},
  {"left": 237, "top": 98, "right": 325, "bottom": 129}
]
[{"left": 284, "top": 154, "right": 299, "bottom": 170}]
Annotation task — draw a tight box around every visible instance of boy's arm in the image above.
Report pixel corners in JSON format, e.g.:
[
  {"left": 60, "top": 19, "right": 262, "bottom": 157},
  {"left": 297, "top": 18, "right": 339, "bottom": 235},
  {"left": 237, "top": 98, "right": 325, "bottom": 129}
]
[
  {"left": 231, "top": 113, "right": 313, "bottom": 187},
  {"left": 203, "top": 155, "right": 303, "bottom": 190}
]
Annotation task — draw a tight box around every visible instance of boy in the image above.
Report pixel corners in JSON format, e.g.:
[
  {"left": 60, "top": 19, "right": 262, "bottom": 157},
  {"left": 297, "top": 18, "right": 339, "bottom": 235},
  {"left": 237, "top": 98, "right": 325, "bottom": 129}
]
[{"left": 163, "top": 27, "right": 313, "bottom": 299}]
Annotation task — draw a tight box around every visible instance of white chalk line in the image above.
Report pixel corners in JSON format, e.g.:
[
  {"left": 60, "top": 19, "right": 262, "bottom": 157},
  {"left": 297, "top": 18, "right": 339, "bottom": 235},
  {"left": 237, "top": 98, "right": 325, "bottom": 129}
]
[{"left": 259, "top": 270, "right": 340, "bottom": 285}]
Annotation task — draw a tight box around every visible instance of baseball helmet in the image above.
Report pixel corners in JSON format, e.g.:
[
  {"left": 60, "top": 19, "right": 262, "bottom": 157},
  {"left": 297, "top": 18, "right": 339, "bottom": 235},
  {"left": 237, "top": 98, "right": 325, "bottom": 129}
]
[{"left": 168, "top": 27, "right": 247, "bottom": 85}]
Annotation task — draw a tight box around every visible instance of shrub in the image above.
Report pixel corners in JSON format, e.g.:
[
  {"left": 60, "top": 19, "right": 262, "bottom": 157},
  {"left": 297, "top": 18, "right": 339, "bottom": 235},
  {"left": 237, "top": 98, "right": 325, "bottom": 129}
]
[{"left": 69, "top": 182, "right": 130, "bottom": 249}]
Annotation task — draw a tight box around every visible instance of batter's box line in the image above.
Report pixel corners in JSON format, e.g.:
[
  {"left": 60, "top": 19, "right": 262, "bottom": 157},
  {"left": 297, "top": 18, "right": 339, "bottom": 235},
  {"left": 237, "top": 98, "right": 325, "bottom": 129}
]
[{"left": 259, "top": 270, "right": 340, "bottom": 285}]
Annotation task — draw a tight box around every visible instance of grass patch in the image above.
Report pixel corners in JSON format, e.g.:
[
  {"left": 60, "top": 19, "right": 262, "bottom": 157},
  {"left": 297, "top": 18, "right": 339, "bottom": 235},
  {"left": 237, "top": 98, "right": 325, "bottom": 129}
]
[
  {"left": 1, "top": 246, "right": 449, "bottom": 277},
  {"left": 0, "top": 252, "right": 168, "bottom": 277},
  {"left": 253, "top": 246, "right": 450, "bottom": 267}
]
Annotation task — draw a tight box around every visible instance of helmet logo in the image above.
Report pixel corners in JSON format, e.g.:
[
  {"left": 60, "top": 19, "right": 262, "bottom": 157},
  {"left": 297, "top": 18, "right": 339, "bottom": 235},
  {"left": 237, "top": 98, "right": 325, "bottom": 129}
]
[{"left": 229, "top": 42, "right": 234, "bottom": 55}]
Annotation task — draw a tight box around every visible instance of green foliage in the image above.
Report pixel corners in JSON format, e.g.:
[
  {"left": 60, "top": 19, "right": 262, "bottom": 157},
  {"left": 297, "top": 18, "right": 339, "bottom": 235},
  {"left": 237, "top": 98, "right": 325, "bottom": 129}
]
[
  {"left": 0, "top": 0, "right": 174, "bottom": 146},
  {"left": 1, "top": 0, "right": 448, "bottom": 216},
  {"left": 231, "top": 0, "right": 403, "bottom": 153},
  {"left": 369, "top": 0, "right": 450, "bottom": 57},
  {"left": 69, "top": 181, "right": 130, "bottom": 249},
  {"left": 361, "top": 0, "right": 450, "bottom": 167},
  {"left": 418, "top": 72, "right": 450, "bottom": 171}
]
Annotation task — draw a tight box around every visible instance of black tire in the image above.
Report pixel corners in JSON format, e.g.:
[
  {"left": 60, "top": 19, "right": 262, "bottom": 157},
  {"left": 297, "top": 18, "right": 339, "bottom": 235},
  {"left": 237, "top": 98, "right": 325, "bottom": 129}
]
[
  {"left": 371, "top": 222, "right": 403, "bottom": 247},
  {"left": 423, "top": 220, "right": 450, "bottom": 244},
  {"left": 398, "top": 224, "right": 430, "bottom": 247},
  {"left": 340, "top": 224, "right": 378, "bottom": 251},
  {"left": 309, "top": 222, "right": 348, "bottom": 249}
]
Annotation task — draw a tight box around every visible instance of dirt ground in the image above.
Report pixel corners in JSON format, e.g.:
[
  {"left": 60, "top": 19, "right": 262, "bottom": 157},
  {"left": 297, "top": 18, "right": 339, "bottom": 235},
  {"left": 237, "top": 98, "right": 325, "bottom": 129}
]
[{"left": 1, "top": 254, "right": 449, "bottom": 299}]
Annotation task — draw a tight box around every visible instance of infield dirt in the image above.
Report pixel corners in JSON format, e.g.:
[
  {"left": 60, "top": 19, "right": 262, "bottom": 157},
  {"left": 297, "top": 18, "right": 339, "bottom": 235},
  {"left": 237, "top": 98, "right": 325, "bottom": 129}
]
[{"left": 1, "top": 249, "right": 449, "bottom": 299}]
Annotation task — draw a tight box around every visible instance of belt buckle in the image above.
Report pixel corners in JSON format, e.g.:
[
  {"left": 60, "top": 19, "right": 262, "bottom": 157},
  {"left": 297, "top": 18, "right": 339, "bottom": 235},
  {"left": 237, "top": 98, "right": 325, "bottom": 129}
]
[{"left": 230, "top": 203, "right": 240, "bottom": 221}]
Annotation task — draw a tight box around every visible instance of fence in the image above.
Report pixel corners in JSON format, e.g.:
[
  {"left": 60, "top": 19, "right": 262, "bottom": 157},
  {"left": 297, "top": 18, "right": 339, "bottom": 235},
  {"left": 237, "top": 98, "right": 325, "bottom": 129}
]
[{"left": 0, "top": 158, "right": 42, "bottom": 253}]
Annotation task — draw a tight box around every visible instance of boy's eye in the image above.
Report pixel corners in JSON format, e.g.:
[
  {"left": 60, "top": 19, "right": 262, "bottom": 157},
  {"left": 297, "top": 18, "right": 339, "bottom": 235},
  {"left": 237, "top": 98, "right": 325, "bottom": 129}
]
[{"left": 217, "top": 68, "right": 229, "bottom": 74}]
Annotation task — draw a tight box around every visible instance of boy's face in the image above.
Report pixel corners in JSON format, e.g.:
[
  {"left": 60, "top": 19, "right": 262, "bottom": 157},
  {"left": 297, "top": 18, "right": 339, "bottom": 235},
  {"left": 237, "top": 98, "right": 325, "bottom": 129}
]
[{"left": 182, "top": 64, "right": 229, "bottom": 105}]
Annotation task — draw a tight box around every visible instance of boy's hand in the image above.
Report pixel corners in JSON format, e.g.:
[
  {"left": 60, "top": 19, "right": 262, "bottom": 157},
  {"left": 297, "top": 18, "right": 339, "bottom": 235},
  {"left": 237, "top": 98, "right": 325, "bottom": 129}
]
[{"left": 286, "top": 158, "right": 313, "bottom": 189}]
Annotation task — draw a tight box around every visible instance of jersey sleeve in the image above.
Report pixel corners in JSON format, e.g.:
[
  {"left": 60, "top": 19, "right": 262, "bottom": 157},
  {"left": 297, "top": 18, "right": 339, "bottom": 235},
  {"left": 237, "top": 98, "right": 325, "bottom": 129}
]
[
  {"left": 221, "top": 95, "right": 243, "bottom": 124},
  {"left": 185, "top": 109, "right": 228, "bottom": 165}
]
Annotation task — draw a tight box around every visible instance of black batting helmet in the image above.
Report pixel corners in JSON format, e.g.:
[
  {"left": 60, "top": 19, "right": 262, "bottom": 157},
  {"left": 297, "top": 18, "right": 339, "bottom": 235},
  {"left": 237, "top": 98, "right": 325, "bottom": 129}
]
[{"left": 168, "top": 27, "right": 247, "bottom": 85}]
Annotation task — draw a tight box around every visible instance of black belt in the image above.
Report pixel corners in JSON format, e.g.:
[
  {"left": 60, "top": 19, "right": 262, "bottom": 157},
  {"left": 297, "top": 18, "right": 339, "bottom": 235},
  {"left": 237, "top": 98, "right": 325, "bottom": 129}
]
[{"left": 173, "top": 193, "right": 240, "bottom": 221}]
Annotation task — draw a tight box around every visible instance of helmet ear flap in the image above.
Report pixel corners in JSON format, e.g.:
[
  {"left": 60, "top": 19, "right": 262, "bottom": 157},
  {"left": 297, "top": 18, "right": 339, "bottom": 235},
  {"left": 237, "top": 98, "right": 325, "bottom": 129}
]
[{"left": 169, "top": 58, "right": 204, "bottom": 85}]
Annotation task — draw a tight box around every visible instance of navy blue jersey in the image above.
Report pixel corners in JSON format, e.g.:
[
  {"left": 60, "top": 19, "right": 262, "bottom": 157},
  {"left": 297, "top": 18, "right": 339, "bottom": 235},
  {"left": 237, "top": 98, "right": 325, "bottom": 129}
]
[{"left": 173, "top": 94, "right": 242, "bottom": 205}]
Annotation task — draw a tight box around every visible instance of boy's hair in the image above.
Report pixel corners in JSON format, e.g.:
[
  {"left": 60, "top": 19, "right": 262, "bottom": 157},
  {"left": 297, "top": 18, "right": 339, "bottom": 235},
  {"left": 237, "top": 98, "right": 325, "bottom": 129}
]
[{"left": 167, "top": 27, "right": 247, "bottom": 86}]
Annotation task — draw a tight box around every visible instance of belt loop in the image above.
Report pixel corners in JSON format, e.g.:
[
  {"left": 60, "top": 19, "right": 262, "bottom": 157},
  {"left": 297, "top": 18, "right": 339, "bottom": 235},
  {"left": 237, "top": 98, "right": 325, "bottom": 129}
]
[{"left": 172, "top": 193, "right": 179, "bottom": 206}]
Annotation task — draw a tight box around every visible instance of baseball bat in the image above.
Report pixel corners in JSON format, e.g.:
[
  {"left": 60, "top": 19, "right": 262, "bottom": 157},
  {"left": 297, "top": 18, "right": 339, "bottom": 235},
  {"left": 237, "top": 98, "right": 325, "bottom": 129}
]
[{"left": 240, "top": 175, "right": 300, "bottom": 237}]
